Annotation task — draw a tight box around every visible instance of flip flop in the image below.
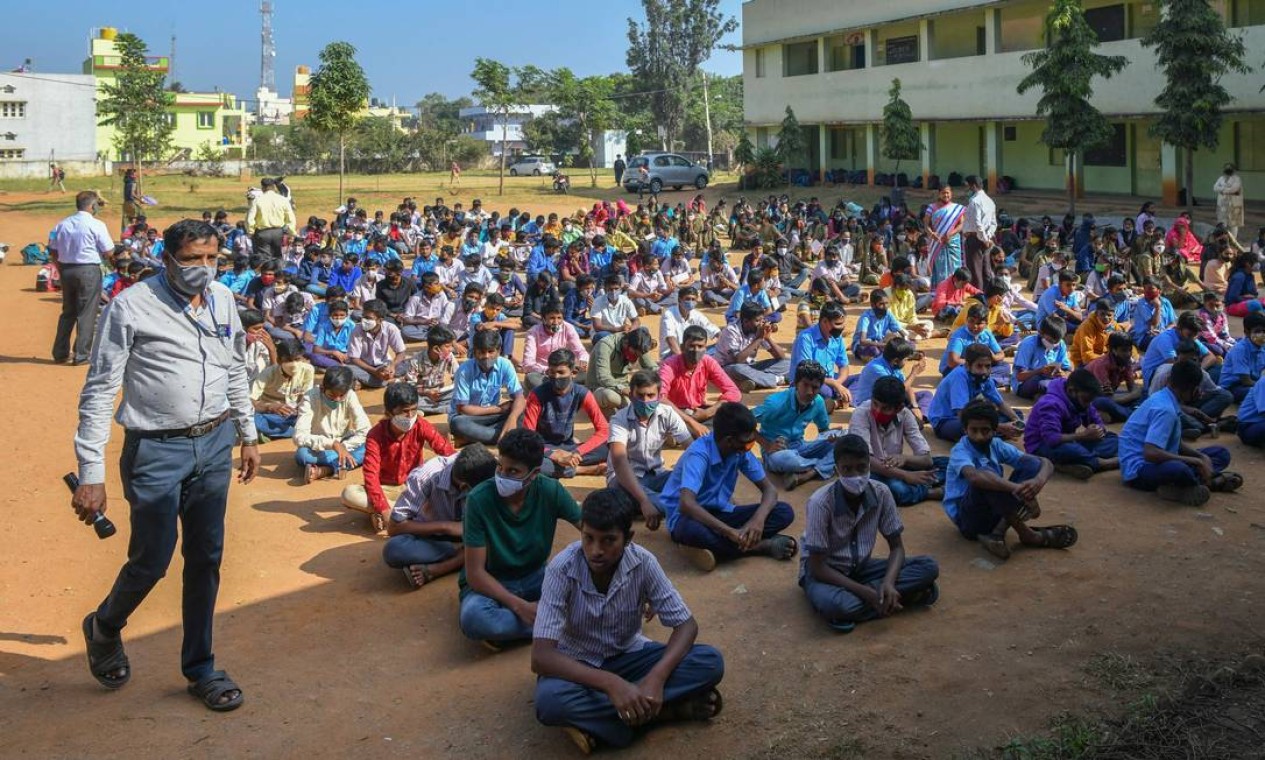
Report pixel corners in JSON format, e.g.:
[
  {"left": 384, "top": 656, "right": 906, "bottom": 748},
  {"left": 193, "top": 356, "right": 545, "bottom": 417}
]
[
  {"left": 978, "top": 533, "right": 1011, "bottom": 560},
  {"left": 1026, "top": 524, "right": 1079, "bottom": 550},
  {"left": 562, "top": 727, "right": 595, "bottom": 755},
  {"left": 1210, "top": 472, "right": 1244, "bottom": 493},
  {"left": 187, "top": 670, "right": 244, "bottom": 712},
  {"left": 677, "top": 544, "right": 717, "bottom": 572},
  {"left": 1156, "top": 484, "right": 1210, "bottom": 506},
  {"left": 82, "top": 613, "right": 130, "bottom": 690},
  {"left": 403, "top": 564, "right": 433, "bottom": 589}
]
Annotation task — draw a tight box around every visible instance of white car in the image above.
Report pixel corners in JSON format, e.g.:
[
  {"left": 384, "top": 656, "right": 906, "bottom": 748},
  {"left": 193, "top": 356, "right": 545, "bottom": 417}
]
[{"left": 508, "top": 156, "right": 556, "bottom": 176}]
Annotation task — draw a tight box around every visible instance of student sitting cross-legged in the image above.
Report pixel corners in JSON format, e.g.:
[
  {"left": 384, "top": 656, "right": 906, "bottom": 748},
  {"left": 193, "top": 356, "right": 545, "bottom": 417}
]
[
  {"left": 347, "top": 299, "right": 407, "bottom": 389},
  {"left": 943, "top": 400, "right": 1074, "bottom": 561},
  {"left": 523, "top": 349, "right": 610, "bottom": 479},
  {"left": 849, "top": 376, "right": 943, "bottom": 506},
  {"left": 659, "top": 325, "right": 741, "bottom": 439},
  {"left": 384, "top": 443, "right": 498, "bottom": 590},
  {"left": 799, "top": 434, "right": 941, "bottom": 633},
  {"left": 459, "top": 429, "right": 582, "bottom": 650},
  {"left": 1023, "top": 369, "right": 1119, "bottom": 480},
  {"left": 850, "top": 289, "right": 906, "bottom": 362},
  {"left": 251, "top": 338, "right": 314, "bottom": 440},
  {"left": 656, "top": 402, "right": 797, "bottom": 572},
  {"left": 940, "top": 302, "right": 1009, "bottom": 387},
  {"left": 1236, "top": 374, "right": 1265, "bottom": 448},
  {"left": 449, "top": 329, "right": 528, "bottom": 446},
  {"left": 754, "top": 360, "right": 838, "bottom": 492},
  {"left": 850, "top": 337, "right": 932, "bottom": 422},
  {"left": 293, "top": 366, "right": 371, "bottom": 484},
  {"left": 1217, "top": 311, "right": 1265, "bottom": 405},
  {"left": 1119, "top": 360, "right": 1243, "bottom": 506},
  {"left": 1085, "top": 332, "right": 1143, "bottom": 423},
  {"left": 394, "top": 325, "right": 460, "bottom": 416},
  {"left": 607, "top": 370, "right": 696, "bottom": 531},
  {"left": 532, "top": 488, "right": 725, "bottom": 754},
  {"left": 928, "top": 344, "right": 1024, "bottom": 443},
  {"left": 1010, "top": 316, "right": 1072, "bottom": 400}
]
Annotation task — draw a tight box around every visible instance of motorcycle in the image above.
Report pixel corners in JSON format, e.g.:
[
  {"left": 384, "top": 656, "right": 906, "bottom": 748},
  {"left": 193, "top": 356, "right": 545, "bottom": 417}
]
[{"left": 552, "top": 171, "right": 570, "bottom": 194}]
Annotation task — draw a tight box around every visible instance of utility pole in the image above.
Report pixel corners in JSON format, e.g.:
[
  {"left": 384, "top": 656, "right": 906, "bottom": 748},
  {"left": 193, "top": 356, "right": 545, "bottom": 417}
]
[
  {"left": 169, "top": 33, "right": 177, "bottom": 89},
  {"left": 701, "top": 71, "right": 714, "bottom": 171}
]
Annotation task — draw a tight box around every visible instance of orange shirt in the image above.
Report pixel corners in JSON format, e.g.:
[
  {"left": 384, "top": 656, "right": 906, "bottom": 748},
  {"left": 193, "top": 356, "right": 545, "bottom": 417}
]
[{"left": 1070, "top": 314, "right": 1117, "bottom": 367}]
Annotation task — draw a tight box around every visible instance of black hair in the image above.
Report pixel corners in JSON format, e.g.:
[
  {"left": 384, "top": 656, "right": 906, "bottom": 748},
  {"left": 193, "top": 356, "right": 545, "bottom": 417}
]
[
  {"left": 603, "top": 274, "right": 623, "bottom": 289},
  {"left": 420, "top": 271, "right": 440, "bottom": 287},
  {"left": 713, "top": 401, "right": 757, "bottom": 440},
  {"left": 952, "top": 268, "right": 970, "bottom": 282},
  {"left": 1107, "top": 331, "right": 1133, "bottom": 353},
  {"left": 384, "top": 382, "right": 419, "bottom": 413},
  {"left": 547, "top": 348, "right": 576, "bottom": 369},
  {"left": 162, "top": 219, "right": 218, "bottom": 258},
  {"left": 1039, "top": 315, "right": 1067, "bottom": 341},
  {"left": 239, "top": 308, "right": 265, "bottom": 329},
  {"left": 739, "top": 301, "right": 766, "bottom": 323},
  {"left": 327, "top": 300, "right": 350, "bottom": 315},
  {"left": 959, "top": 398, "right": 1000, "bottom": 428},
  {"left": 1066, "top": 368, "right": 1101, "bottom": 397},
  {"left": 275, "top": 338, "right": 304, "bottom": 362},
  {"left": 679, "top": 285, "right": 699, "bottom": 300},
  {"left": 576, "top": 274, "right": 595, "bottom": 289},
  {"left": 681, "top": 325, "right": 709, "bottom": 345},
  {"left": 325, "top": 285, "right": 347, "bottom": 300},
  {"left": 1174, "top": 339, "right": 1201, "bottom": 358},
  {"left": 966, "top": 302, "right": 989, "bottom": 322},
  {"left": 498, "top": 428, "right": 546, "bottom": 470},
  {"left": 746, "top": 269, "right": 765, "bottom": 287},
  {"left": 871, "top": 375, "right": 906, "bottom": 407},
  {"left": 484, "top": 292, "right": 506, "bottom": 308},
  {"left": 362, "top": 299, "right": 387, "bottom": 318},
  {"left": 541, "top": 299, "right": 564, "bottom": 317},
  {"left": 1057, "top": 270, "right": 1078, "bottom": 285},
  {"left": 462, "top": 282, "right": 486, "bottom": 298},
  {"left": 819, "top": 301, "right": 846, "bottom": 322},
  {"left": 472, "top": 329, "right": 501, "bottom": 353},
  {"left": 882, "top": 336, "right": 915, "bottom": 363},
  {"left": 1243, "top": 311, "right": 1265, "bottom": 333},
  {"left": 1092, "top": 298, "right": 1113, "bottom": 314},
  {"left": 1168, "top": 359, "right": 1203, "bottom": 393},
  {"left": 962, "top": 343, "right": 994, "bottom": 366},
  {"left": 832, "top": 433, "right": 870, "bottom": 463},
  {"left": 984, "top": 278, "right": 1009, "bottom": 299},
  {"left": 427, "top": 324, "right": 455, "bottom": 348},
  {"left": 793, "top": 360, "right": 827, "bottom": 386},
  {"left": 1176, "top": 311, "right": 1202, "bottom": 333},
  {"left": 622, "top": 327, "right": 653, "bottom": 354},
  {"left": 630, "top": 369, "right": 660, "bottom": 391},
  {"left": 890, "top": 255, "right": 911, "bottom": 272},
  {"left": 580, "top": 488, "right": 635, "bottom": 538},
  {"left": 324, "top": 366, "right": 354, "bottom": 392},
  {"left": 869, "top": 289, "right": 888, "bottom": 305}
]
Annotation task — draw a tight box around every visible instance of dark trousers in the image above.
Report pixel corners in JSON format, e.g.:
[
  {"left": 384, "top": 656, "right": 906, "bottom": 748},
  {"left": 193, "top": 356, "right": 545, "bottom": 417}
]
[
  {"left": 964, "top": 234, "right": 992, "bottom": 290},
  {"left": 540, "top": 442, "right": 609, "bottom": 478},
  {"left": 53, "top": 263, "right": 102, "bottom": 363},
  {"left": 1093, "top": 396, "right": 1138, "bottom": 423},
  {"left": 1033, "top": 434, "right": 1119, "bottom": 470},
  {"left": 800, "top": 555, "right": 940, "bottom": 624},
  {"left": 252, "top": 227, "right": 285, "bottom": 261},
  {"left": 670, "top": 502, "right": 795, "bottom": 561},
  {"left": 96, "top": 419, "right": 234, "bottom": 682},
  {"left": 954, "top": 455, "right": 1043, "bottom": 539},
  {"left": 1125, "top": 446, "right": 1230, "bottom": 491},
  {"left": 1238, "top": 421, "right": 1265, "bottom": 448}
]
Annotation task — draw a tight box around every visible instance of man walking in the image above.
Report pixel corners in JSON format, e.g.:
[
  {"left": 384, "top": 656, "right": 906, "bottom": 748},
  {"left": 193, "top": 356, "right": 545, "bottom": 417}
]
[
  {"left": 613, "top": 154, "right": 627, "bottom": 187},
  {"left": 246, "top": 177, "right": 296, "bottom": 261},
  {"left": 962, "top": 175, "right": 996, "bottom": 290},
  {"left": 51, "top": 191, "right": 113, "bottom": 365},
  {"left": 72, "top": 219, "right": 260, "bottom": 712}
]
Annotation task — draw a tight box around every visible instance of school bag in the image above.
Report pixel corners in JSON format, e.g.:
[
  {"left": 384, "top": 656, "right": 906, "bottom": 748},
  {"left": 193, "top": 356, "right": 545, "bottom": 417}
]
[{"left": 21, "top": 243, "right": 49, "bottom": 265}]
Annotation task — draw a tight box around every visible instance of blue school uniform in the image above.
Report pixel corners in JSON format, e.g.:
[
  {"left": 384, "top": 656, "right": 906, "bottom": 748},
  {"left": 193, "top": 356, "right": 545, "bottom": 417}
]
[
  {"left": 327, "top": 266, "right": 362, "bottom": 293},
  {"left": 449, "top": 356, "right": 522, "bottom": 415},
  {"left": 940, "top": 326, "right": 1002, "bottom": 375},
  {"left": 788, "top": 324, "right": 849, "bottom": 381},
  {"left": 1011, "top": 334, "right": 1071, "bottom": 394},
  {"left": 1035, "top": 287, "right": 1081, "bottom": 325},
  {"left": 1140, "top": 328, "right": 1208, "bottom": 389},
  {"left": 411, "top": 256, "right": 438, "bottom": 279},
  {"left": 302, "top": 301, "right": 329, "bottom": 335},
  {"left": 656, "top": 434, "right": 766, "bottom": 533},
  {"left": 1217, "top": 339, "right": 1265, "bottom": 391},
  {"left": 943, "top": 436, "right": 1024, "bottom": 522},
  {"left": 650, "top": 236, "right": 680, "bottom": 260},
  {"left": 851, "top": 356, "right": 905, "bottom": 406},
  {"left": 1238, "top": 376, "right": 1265, "bottom": 426},
  {"left": 1118, "top": 387, "right": 1183, "bottom": 482},
  {"left": 753, "top": 388, "right": 831, "bottom": 448},
  {"left": 928, "top": 365, "right": 1004, "bottom": 426},
  {"left": 851, "top": 309, "right": 903, "bottom": 353},
  {"left": 311, "top": 318, "right": 354, "bottom": 352},
  {"left": 725, "top": 285, "right": 773, "bottom": 322},
  {"left": 1129, "top": 298, "right": 1176, "bottom": 346}
]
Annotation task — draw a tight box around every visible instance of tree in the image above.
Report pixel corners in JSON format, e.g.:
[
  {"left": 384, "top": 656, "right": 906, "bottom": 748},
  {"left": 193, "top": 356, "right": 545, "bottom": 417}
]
[
  {"left": 1017, "top": 0, "right": 1128, "bottom": 214},
  {"left": 349, "top": 116, "right": 411, "bottom": 173},
  {"left": 733, "top": 130, "right": 755, "bottom": 174},
  {"left": 96, "top": 32, "right": 175, "bottom": 191},
  {"left": 880, "top": 78, "right": 922, "bottom": 180},
  {"left": 1142, "top": 0, "right": 1252, "bottom": 212},
  {"left": 306, "top": 41, "right": 370, "bottom": 202},
  {"left": 775, "top": 106, "right": 807, "bottom": 185},
  {"left": 521, "top": 111, "right": 576, "bottom": 158},
  {"left": 626, "top": 0, "right": 737, "bottom": 151},
  {"left": 471, "top": 58, "right": 532, "bottom": 196},
  {"left": 415, "top": 92, "right": 473, "bottom": 136},
  {"left": 549, "top": 69, "right": 618, "bottom": 187}
]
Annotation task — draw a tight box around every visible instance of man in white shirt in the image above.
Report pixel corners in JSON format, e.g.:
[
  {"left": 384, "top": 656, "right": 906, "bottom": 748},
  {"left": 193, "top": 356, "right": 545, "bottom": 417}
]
[
  {"left": 629, "top": 256, "right": 675, "bottom": 315},
  {"left": 592, "top": 274, "right": 640, "bottom": 343},
  {"left": 659, "top": 287, "right": 720, "bottom": 358},
  {"left": 51, "top": 191, "right": 114, "bottom": 364},
  {"left": 607, "top": 369, "right": 695, "bottom": 529},
  {"left": 962, "top": 175, "right": 997, "bottom": 290}
]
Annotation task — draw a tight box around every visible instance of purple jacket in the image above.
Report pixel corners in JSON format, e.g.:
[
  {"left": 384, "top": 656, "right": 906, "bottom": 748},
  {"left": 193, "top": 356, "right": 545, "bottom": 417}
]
[{"left": 1023, "top": 377, "right": 1104, "bottom": 453}]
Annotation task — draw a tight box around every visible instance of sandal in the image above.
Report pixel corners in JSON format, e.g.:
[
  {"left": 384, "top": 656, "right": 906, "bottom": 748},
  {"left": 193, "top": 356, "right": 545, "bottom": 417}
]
[
  {"left": 1156, "top": 484, "right": 1211, "bottom": 506},
  {"left": 370, "top": 512, "right": 387, "bottom": 533},
  {"left": 767, "top": 534, "right": 798, "bottom": 561},
  {"left": 562, "top": 727, "right": 596, "bottom": 755},
  {"left": 82, "top": 613, "right": 130, "bottom": 690},
  {"left": 1210, "top": 472, "right": 1244, "bottom": 493},
  {"left": 677, "top": 544, "right": 717, "bottom": 573},
  {"left": 1025, "top": 524, "right": 1079, "bottom": 550},
  {"left": 187, "top": 670, "right": 244, "bottom": 712},
  {"left": 978, "top": 533, "right": 1011, "bottom": 560},
  {"left": 403, "top": 564, "right": 433, "bottom": 589}
]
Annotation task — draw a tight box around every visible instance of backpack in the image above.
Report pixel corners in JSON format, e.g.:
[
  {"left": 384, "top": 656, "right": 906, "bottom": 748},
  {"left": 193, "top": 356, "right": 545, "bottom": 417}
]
[{"left": 21, "top": 243, "right": 49, "bottom": 265}]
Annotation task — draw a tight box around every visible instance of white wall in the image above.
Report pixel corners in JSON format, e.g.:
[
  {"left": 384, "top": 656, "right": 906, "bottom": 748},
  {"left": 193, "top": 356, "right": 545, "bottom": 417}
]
[
  {"left": 743, "top": 0, "right": 982, "bottom": 46},
  {"left": 0, "top": 73, "right": 98, "bottom": 166}
]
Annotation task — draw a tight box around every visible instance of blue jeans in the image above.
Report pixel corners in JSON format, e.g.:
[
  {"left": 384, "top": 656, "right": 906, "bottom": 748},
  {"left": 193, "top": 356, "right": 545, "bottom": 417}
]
[
  {"left": 459, "top": 567, "right": 546, "bottom": 642},
  {"left": 255, "top": 411, "right": 297, "bottom": 438},
  {"left": 764, "top": 438, "right": 836, "bottom": 480},
  {"left": 873, "top": 457, "right": 947, "bottom": 506},
  {"left": 1229, "top": 384, "right": 1252, "bottom": 405},
  {"left": 1035, "top": 435, "right": 1119, "bottom": 470},
  {"left": 535, "top": 642, "right": 724, "bottom": 748},
  {"left": 1093, "top": 396, "right": 1137, "bottom": 423},
  {"left": 382, "top": 534, "right": 459, "bottom": 568},
  {"left": 450, "top": 411, "right": 509, "bottom": 445},
  {"left": 670, "top": 502, "right": 795, "bottom": 561},
  {"left": 1238, "top": 420, "right": 1265, "bottom": 447},
  {"left": 295, "top": 444, "right": 366, "bottom": 472},
  {"left": 1014, "top": 375, "right": 1050, "bottom": 399},
  {"left": 540, "top": 442, "right": 609, "bottom": 478},
  {"left": 800, "top": 555, "right": 939, "bottom": 625},
  {"left": 617, "top": 470, "right": 671, "bottom": 514},
  {"left": 954, "top": 455, "right": 1043, "bottom": 539},
  {"left": 1124, "top": 446, "right": 1230, "bottom": 491},
  {"left": 96, "top": 419, "right": 234, "bottom": 682}
]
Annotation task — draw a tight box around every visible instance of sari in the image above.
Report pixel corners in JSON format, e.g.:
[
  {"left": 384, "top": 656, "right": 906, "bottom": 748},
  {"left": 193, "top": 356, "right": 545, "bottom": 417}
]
[{"left": 927, "top": 201, "right": 966, "bottom": 286}]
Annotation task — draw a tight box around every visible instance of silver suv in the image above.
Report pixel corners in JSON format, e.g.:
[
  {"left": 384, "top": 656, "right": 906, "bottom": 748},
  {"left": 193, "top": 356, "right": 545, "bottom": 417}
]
[
  {"left": 623, "top": 153, "right": 710, "bottom": 194},
  {"left": 508, "top": 156, "right": 557, "bottom": 176}
]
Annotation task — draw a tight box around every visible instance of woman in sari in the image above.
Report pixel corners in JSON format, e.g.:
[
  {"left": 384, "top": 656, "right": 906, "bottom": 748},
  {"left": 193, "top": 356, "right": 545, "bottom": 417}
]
[
  {"left": 1165, "top": 215, "right": 1203, "bottom": 264},
  {"left": 923, "top": 185, "right": 966, "bottom": 287}
]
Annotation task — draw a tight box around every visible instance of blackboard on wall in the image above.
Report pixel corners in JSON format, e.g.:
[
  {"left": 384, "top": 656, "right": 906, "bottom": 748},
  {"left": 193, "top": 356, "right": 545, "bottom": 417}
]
[{"left": 885, "top": 35, "right": 919, "bottom": 64}]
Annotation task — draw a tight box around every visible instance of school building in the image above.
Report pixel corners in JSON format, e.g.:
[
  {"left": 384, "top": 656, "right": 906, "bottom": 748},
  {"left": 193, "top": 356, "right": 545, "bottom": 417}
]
[{"left": 741, "top": 0, "right": 1265, "bottom": 205}]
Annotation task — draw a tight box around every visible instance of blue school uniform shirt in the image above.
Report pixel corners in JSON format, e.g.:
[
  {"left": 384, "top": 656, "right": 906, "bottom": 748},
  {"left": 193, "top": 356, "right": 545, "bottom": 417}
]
[
  {"left": 656, "top": 434, "right": 766, "bottom": 533},
  {"left": 302, "top": 301, "right": 329, "bottom": 335},
  {"left": 327, "top": 266, "right": 362, "bottom": 293},
  {"left": 1011, "top": 334, "right": 1071, "bottom": 393},
  {"left": 466, "top": 312, "right": 508, "bottom": 350},
  {"left": 343, "top": 238, "right": 367, "bottom": 255},
  {"left": 1218, "top": 339, "right": 1265, "bottom": 391},
  {"left": 1118, "top": 387, "right": 1183, "bottom": 482},
  {"left": 1129, "top": 298, "right": 1176, "bottom": 346},
  {"left": 788, "top": 324, "right": 849, "bottom": 381},
  {"left": 411, "top": 256, "right": 438, "bottom": 279},
  {"left": 851, "top": 309, "right": 903, "bottom": 352},
  {"left": 311, "top": 317, "right": 354, "bottom": 352},
  {"left": 753, "top": 388, "right": 831, "bottom": 449},
  {"left": 1140, "top": 328, "right": 1208, "bottom": 389},
  {"left": 218, "top": 269, "right": 256, "bottom": 294},
  {"left": 943, "top": 436, "right": 1024, "bottom": 522},
  {"left": 725, "top": 285, "right": 772, "bottom": 322},
  {"left": 1237, "top": 375, "right": 1265, "bottom": 426},
  {"left": 929, "top": 365, "right": 1004, "bottom": 426},
  {"left": 650, "top": 236, "right": 680, "bottom": 260},
  {"left": 851, "top": 356, "right": 905, "bottom": 406},
  {"left": 940, "top": 326, "right": 1002, "bottom": 375},
  {"left": 449, "top": 356, "right": 522, "bottom": 415},
  {"left": 588, "top": 246, "right": 614, "bottom": 272},
  {"left": 526, "top": 245, "right": 557, "bottom": 280},
  {"left": 1035, "top": 287, "right": 1080, "bottom": 325}
]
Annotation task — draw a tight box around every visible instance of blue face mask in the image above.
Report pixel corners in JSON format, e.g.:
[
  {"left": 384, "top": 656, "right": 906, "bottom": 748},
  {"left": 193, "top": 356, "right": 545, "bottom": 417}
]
[
  {"left": 632, "top": 399, "right": 659, "bottom": 419},
  {"left": 321, "top": 393, "right": 344, "bottom": 409}
]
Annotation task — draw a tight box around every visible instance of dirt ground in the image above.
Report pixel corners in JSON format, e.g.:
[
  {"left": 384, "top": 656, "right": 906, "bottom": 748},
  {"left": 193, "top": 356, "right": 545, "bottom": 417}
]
[{"left": 1, "top": 179, "right": 1264, "bottom": 760}]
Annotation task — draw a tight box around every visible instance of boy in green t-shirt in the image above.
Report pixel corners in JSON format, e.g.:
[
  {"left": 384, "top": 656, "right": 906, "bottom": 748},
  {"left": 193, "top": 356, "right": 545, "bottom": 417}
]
[{"left": 459, "top": 428, "right": 581, "bottom": 649}]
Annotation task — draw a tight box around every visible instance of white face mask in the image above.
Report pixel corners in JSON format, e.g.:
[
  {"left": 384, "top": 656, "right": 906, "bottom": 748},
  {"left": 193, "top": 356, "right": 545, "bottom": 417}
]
[
  {"left": 330, "top": 317, "right": 347, "bottom": 328},
  {"left": 392, "top": 413, "right": 416, "bottom": 432},
  {"left": 494, "top": 471, "right": 531, "bottom": 498},
  {"left": 361, "top": 318, "right": 379, "bottom": 332},
  {"left": 839, "top": 474, "right": 869, "bottom": 495}
]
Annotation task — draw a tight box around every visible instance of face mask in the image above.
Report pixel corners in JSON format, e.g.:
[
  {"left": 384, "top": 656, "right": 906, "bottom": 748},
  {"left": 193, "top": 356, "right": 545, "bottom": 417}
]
[
  {"left": 683, "top": 348, "right": 705, "bottom": 365},
  {"left": 496, "top": 273, "right": 511, "bottom": 283},
  {"left": 777, "top": 247, "right": 787, "bottom": 255},
  {"left": 632, "top": 399, "right": 658, "bottom": 419},
  {"left": 839, "top": 475, "right": 869, "bottom": 495},
  {"left": 680, "top": 300, "right": 695, "bottom": 313},
  {"left": 494, "top": 471, "right": 531, "bottom": 498},
  {"left": 361, "top": 318, "right": 379, "bottom": 332},
  {"left": 552, "top": 376, "right": 573, "bottom": 393},
  {"left": 165, "top": 259, "right": 216, "bottom": 297},
  {"left": 330, "top": 317, "right": 347, "bottom": 328},
  {"left": 260, "top": 274, "right": 276, "bottom": 286},
  {"left": 1094, "top": 263, "right": 1106, "bottom": 273},
  {"left": 392, "top": 413, "right": 416, "bottom": 432},
  {"left": 1001, "top": 275, "right": 1012, "bottom": 287},
  {"left": 463, "top": 299, "right": 479, "bottom": 311},
  {"left": 426, "top": 284, "right": 444, "bottom": 295},
  {"left": 477, "top": 356, "right": 497, "bottom": 372},
  {"left": 606, "top": 291, "right": 620, "bottom": 301},
  {"left": 321, "top": 393, "right": 343, "bottom": 409},
  {"left": 547, "top": 323, "right": 562, "bottom": 334},
  {"left": 872, "top": 408, "right": 897, "bottom": 426}
]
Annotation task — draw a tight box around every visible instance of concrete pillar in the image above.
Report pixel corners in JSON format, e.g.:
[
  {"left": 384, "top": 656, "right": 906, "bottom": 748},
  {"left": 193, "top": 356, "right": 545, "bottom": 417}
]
[
  {"left": 864, "top": 29, "right": 876, "bottom": 69},
  {"left": 985, "top": 122, "right": 1001, "bottom": 192},
  {"left": 919, "top": 19, "right": 931, "bottom": 62},
  {"left": 1160, "top": 142, "right": 1180, "bottom": 206},
  {"left": 817, "top": 36, "right": 827, "bottom": 74},
  {"left": 819, "top": 123, "right": 830, "bottom": 183},
  {"left": 865, "top": 123, "right": 878, "bottom": 186},
  {"left": 921, "top": 122, "right": 934, "bottom": 189},
  {"left": 984, "top": 8, "right": 998, "bottom": 54}
]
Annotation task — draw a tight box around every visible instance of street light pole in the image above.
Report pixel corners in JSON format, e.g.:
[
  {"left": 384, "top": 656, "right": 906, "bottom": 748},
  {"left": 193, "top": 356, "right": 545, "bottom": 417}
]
[{"left": 702, "top": 71, "right": 714, "bottom": 171}]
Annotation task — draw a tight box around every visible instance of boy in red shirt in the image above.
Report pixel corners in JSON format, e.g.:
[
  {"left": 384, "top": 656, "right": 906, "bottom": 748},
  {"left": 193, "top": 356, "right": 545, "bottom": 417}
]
[
  {"left": 930, "top": 268, "right": 982, "bottom": 323},
  {"left": 341, "top": 382, "right": 455, "bottom": 532}
]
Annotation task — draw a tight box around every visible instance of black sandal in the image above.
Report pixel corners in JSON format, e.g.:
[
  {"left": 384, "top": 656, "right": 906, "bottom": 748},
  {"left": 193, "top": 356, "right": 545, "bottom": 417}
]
[
  {"left": 1210, "top": 472, "right": 1244, "bottom": 493},
  {"left": 1027, "top": 524, "right": 1079, "bottom": 550},
  {"left": 82, "top": 613, "right": 130, "bottom": 690},
  {"left": 187, "top": 670, "right": 245, "bottom": 712}
]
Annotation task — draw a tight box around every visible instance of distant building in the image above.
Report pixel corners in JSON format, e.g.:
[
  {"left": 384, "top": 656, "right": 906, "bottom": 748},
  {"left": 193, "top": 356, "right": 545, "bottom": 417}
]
[
  {"left": 0, "top": 71, "right": 98, "bottom": 178},
  {"left": 255, "top": 86, "right": 293, "bottom": 125},
  {"left": 459, "top": 104, "right": 558, "bottom": 156},
  {"left": 291, "top": 65, "right": 311, "bottom": 122}
]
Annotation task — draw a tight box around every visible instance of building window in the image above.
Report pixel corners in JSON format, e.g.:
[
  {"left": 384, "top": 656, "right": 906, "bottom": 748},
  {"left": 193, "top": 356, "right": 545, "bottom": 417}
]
[
  {"left": 1085, "top": 123, "right": 1128, "bottom": 167},
  {"left": 931, "top": 11, "right": 987, "bottom": 60},
  {"left": 0, "top": 148, "right": 25, "bottom": 160},
  {"left": 1231, "top": 0, "right": 1265, "bottom": 26},
  {"left": 163, "top": 113, "right": 177, "bottom": 126},
  {"left": 754, "top": 48, "right": 766, "bottom": 78},
  {"left": 1003, "top": 126, "right": 1017, "bottom": 142},
  {"left": 1238, "top": 121, "right": 1265, "bottom": 171},
  {"left": 197, "top": 111, "right": 215, "bottom": 129},
  {"left": 0, "top": 102, "right": 26, "bottom": 118},
  {"left": 825, "top": 33, "right": 866, "bottom": 71},
  {"left": 756, "top": 127, "right": 769, "bottom": 149},
  {"left": 1000, "top": 0, "right": 1045, "bottom": 52},
  {"left": 783, "top": 41, "right": 819, "bottom": 77},
  {"left": 1085, "top": 5, "right": 1127, "bottom": 43}
]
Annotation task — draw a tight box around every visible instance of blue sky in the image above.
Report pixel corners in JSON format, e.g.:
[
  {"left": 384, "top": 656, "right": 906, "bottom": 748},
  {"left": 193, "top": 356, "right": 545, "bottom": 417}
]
[{"left": 1, "top": 0, "right": 743, "bottom": 107}]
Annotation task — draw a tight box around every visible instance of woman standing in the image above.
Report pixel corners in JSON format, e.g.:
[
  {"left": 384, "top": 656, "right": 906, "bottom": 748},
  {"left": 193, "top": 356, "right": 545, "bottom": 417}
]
[
  {"left": 1214, "top": 163, "right": 1244, "bottom": 241},
  {"left": 923, "top": 185, "right": 966, "bottom": 287}
]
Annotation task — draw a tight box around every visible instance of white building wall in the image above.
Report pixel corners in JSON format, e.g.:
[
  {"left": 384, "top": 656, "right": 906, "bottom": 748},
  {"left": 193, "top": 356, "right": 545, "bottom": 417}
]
[{"left": 0, "top": 72, "right": 98, "bottom": 177}]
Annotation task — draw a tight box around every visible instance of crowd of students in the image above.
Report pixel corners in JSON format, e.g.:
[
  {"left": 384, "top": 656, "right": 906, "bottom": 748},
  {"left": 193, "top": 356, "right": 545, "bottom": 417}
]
[{"left": 75, "top": 188, "right": 1265, "bottom": 753}]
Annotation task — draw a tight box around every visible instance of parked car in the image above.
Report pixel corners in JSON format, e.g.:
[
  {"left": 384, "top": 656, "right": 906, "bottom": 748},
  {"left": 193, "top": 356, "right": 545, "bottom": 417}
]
[
  {"left": 507, "top": 156, "right": 557, "bottom": 176},
  {"left": 622, "top": 153, "right": 710, "bottom": 194}
]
